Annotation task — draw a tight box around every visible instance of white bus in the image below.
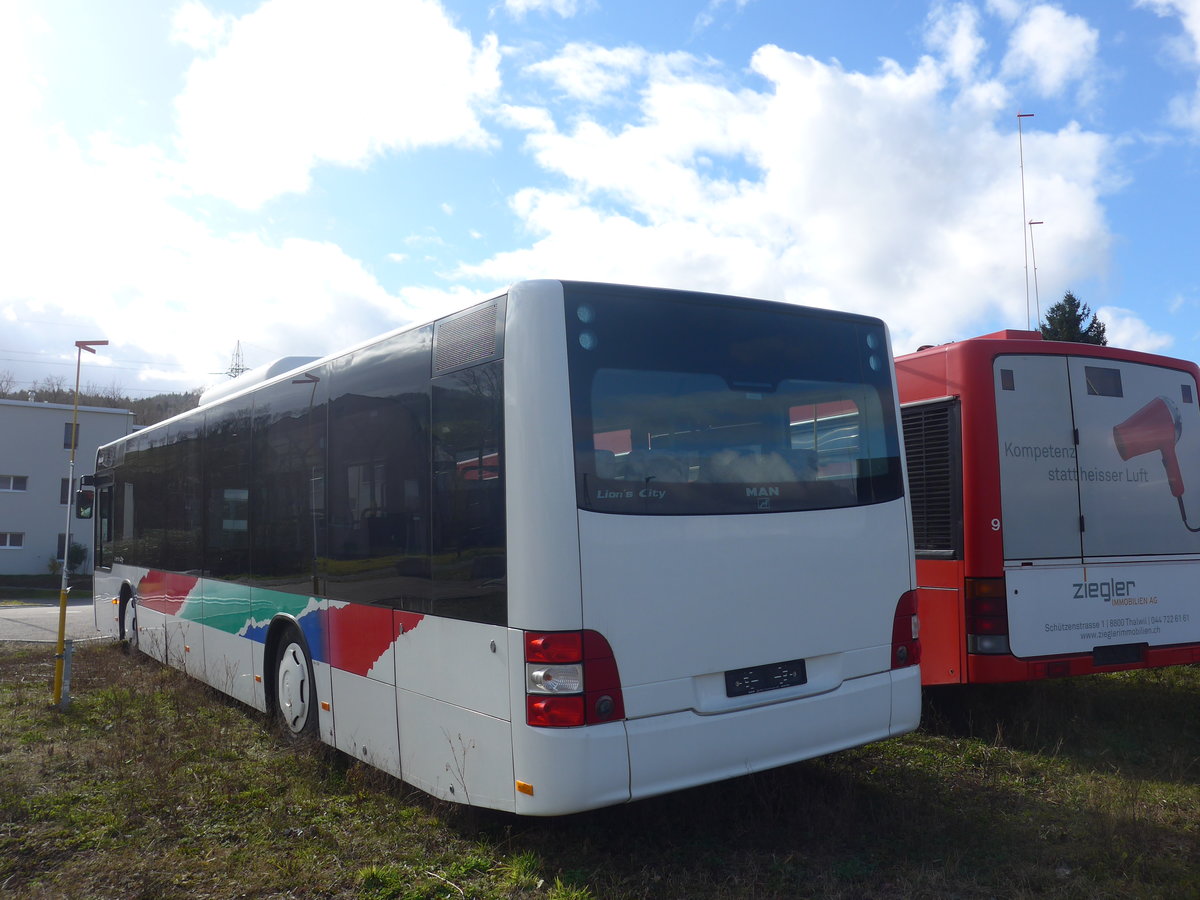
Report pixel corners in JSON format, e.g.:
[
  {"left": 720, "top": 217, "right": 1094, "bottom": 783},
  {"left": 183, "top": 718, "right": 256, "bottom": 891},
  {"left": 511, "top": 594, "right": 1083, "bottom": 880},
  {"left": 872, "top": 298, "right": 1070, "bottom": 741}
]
[{"left": 87, "top": 280, "right": 920, "bottom": 815}]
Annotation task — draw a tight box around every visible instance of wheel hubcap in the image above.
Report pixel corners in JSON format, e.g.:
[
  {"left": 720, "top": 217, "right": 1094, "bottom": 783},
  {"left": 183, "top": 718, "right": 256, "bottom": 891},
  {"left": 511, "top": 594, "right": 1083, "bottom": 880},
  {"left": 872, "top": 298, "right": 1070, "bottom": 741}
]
[{"left": 277, "top": 642, "right": 310, "bottom": 733}]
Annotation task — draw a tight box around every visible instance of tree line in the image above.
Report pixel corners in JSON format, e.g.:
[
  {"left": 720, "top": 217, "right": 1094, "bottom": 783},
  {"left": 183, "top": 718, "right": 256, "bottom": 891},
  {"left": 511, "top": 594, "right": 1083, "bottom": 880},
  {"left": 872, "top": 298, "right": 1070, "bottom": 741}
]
[{"left": 0, "top": 372, "right": 202, "bottom": 428}]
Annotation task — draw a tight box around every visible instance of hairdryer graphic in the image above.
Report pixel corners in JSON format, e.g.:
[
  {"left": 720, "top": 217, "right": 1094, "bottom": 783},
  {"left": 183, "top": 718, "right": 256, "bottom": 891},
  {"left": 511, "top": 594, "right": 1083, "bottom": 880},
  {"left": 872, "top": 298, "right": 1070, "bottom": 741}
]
[{"left": 1112, "top": 396, "right": 1185, "bottom": 497}]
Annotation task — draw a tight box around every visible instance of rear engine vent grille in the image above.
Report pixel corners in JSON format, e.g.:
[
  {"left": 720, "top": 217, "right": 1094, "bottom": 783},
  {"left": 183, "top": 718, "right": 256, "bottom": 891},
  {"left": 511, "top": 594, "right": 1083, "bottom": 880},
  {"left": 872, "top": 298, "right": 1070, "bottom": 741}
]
[
  {"left": 434, "top": 302, "right": 502, "bottom": 373},
  {"left": 901, "top": 401, "right": 960, "bottom": 555}
]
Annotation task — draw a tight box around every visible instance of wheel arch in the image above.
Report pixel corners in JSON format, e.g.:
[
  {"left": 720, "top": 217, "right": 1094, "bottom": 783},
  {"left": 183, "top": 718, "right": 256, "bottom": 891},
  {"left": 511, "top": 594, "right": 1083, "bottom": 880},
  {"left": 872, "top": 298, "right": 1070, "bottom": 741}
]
[{"left": 262, "top": 613, "right": 307, "bottom": 715}]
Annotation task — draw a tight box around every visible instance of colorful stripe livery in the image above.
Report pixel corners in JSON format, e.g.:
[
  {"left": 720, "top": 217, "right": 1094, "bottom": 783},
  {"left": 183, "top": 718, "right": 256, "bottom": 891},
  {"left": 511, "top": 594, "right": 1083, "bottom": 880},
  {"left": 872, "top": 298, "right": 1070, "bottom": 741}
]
[{"left": 134, "top": 571, "right": 423, "bottom": 678}]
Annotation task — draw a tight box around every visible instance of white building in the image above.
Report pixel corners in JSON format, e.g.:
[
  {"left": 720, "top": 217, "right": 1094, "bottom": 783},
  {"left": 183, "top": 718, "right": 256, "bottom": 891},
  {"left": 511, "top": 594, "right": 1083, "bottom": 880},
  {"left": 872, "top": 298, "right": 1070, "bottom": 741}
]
[{"left": 0, "top": 399, "right": 135, "bottom": 576}]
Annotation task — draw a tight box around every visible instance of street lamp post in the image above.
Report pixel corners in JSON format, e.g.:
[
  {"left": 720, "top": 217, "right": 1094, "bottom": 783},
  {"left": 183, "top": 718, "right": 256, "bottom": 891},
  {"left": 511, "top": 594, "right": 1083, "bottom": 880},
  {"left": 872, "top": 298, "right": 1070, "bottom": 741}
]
[{"left": 52, "top": 339, "right": 108, "bottom": 708}]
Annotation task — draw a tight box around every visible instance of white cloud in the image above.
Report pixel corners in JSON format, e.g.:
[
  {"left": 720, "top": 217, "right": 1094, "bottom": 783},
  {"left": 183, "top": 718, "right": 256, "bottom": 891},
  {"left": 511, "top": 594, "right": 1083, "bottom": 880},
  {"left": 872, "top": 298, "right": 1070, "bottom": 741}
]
[
  {"left": 1138, "top": 0, "right": 1200, "bottom": 61},
  {"left": 525, "top": 43, "right": 649, "bottom": 103},
  {"left": 405, "top": 233, "right": 447, "bottom": 247},
  {"left": 496, "top": 104, "right": 557, "bottom": 131},
  {"left": 503, "top": 0, "right": 592, "bottom": 19},
  {"left": 1138, "top": 0, "right": 1200, "bottom": 133},
  {"left": 478, "top": 37, "right": 1114, "bottom": 353},
  {"left": 459, "top": 187, "right": 780, "bottom": 293},
  {"left": 173, "top": 0, "right": 502, "bottom": 209},
  {"left": 986, "top": 0, "right": 1024, "bottom": 24},
  {"left": 170, "top": 2, "right": 233, "bottom": 53},
  {"left": 0, "top": 4, "right": 426, "bottom": 392},
  {"left": 1001, "top": 4, "right": 1100, "bottom": 99},
  {"left": 1166, "top": 86, "right": 1200, "bottom": 130},
  {"left": 693, "top": 0, "right": 755, "bottom": 34},
  {"left": 0, "top": 123, "right": 409, "bottom": 387},
  {"left": 1097, "top": 306, "right": 1175, "bottom": 352},
  {"left": 925, "top": 2, "right": 987, "bottom": 82},
  {"left": 0, "top": 2, "right": 47, "bottom": 123}
]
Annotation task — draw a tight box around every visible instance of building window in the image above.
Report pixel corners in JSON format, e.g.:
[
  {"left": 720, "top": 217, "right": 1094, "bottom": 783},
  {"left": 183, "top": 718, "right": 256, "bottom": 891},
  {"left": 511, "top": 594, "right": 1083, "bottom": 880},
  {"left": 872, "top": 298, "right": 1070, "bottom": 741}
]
[
  {"left": 0, "top": 475, "right": 29, "bottom": 492},
  {"left": 0, "top": 533, "right": 24, "bottom": 549},
  {"left": 57, "top": 533, "right": 66, "bottom": 561},
  {"left": 64, "top": 422, "right": 79, "bottom": 450},
  {"left": 61, "top": 478, "right": 71, "bottom": 505}
]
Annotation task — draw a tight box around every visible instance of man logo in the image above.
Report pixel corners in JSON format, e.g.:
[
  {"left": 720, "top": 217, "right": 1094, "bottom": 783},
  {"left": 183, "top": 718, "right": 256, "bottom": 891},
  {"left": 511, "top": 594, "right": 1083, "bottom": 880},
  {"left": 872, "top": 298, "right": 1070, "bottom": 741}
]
[{"left": 746, "top": 486, "right": 780, "bottom": 498}]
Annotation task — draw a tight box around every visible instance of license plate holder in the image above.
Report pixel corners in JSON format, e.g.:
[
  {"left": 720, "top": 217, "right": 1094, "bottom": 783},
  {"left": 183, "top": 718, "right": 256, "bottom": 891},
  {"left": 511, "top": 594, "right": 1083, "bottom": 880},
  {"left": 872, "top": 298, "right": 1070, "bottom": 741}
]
[{"left": 725, "top": 657, "right": 808, "bottom": 698}]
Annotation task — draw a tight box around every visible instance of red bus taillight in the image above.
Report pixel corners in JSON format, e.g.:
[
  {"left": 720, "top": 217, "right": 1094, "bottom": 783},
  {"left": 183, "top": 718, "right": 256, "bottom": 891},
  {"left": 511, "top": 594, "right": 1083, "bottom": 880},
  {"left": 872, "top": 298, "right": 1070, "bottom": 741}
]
[
  {"left": 966, "top": 577, "right": 1010, "bottom": 654},
  {"left": 891, "top": 590, "right": 921, "bottom": 669},
  {"left": 525, "top": 631, "right": 583, "bottom": 664},
  {"left": 524, "top": 630, "right": 625, "bottom": 728}
]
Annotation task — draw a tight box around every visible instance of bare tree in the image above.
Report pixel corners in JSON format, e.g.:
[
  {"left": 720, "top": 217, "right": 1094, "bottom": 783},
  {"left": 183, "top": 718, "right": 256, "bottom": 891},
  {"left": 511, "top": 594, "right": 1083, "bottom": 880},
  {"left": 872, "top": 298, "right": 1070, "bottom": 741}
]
[
  {"left": 101, "top": 378, "right": 127, "bottom": 406},
  {"left": 35, "top": 375, "right": 70, "bottom": 402},
  {"left": 83, "top": 378, "right": 128, "bottom": 406}
]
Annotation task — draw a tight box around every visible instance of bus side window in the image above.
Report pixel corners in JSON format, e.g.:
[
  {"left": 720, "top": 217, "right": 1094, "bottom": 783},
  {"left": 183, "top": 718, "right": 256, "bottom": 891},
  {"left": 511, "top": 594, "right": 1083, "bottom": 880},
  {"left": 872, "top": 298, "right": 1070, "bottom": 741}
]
[
  {"left": 205, "top": 402, "right": 252, "bottom": 579},
  {"left": 431, "top": 360, "right": 506, "bottom": 626},
  {"left": 326, "top": 326, "right": 433, "bottom": 609},
  {"left": 252, "top": 371, "right": 329, "bottom": 597}
]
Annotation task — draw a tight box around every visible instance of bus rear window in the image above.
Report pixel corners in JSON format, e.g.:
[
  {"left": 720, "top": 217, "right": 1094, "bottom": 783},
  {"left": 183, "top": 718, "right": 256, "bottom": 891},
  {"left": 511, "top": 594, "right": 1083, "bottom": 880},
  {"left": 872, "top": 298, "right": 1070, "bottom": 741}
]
[{"left": 565, "top": 286, "right": 903, "bottom": 515}]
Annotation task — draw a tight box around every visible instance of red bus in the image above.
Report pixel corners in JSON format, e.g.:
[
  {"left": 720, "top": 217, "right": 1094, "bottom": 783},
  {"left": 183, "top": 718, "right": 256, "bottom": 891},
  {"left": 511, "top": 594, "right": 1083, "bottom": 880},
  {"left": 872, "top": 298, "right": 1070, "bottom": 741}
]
[{"left": 897, "top": 330, "right": 1200, "bottom": 684}]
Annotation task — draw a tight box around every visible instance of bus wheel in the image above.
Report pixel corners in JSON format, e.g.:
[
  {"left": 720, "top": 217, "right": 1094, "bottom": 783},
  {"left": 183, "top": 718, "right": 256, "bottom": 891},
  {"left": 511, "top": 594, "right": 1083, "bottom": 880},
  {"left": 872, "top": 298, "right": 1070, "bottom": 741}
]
[
  {"left": 275, "top": 626, "right": 318, "bottom": 738},
  {"left": 119, "top": 586, "right": 137, "bottom": 649},
  {"left": 128, "top": 603, "right": 138, "bottom": 651}
]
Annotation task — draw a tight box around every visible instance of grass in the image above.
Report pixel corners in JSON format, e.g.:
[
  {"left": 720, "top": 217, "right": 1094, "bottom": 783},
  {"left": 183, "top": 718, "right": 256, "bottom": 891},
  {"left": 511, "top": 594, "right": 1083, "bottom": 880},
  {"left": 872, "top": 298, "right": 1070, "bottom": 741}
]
[{"left": 1, "top": 643, "right": 1196, "bottom": 899}]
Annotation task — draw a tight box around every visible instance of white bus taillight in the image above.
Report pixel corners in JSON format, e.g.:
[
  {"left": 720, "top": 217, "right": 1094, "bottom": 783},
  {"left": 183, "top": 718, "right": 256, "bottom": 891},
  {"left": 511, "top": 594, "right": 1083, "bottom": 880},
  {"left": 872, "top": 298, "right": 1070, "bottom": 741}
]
[
  {"left": 524, "top": 630, "right": 625, "bottom": 728},
  {"left": 965, "top": 577, "right": 1010, "bottom": 654},
  {"left": 891, "top": 590, "right": 921, "bottom": 669}
]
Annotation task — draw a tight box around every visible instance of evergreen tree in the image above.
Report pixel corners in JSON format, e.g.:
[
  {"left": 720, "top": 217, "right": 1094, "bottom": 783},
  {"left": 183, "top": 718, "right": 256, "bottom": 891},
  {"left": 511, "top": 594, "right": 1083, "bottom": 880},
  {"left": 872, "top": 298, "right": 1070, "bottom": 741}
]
[{"left": 1040, "top": 290, "right": 1107, "bottom": 345}]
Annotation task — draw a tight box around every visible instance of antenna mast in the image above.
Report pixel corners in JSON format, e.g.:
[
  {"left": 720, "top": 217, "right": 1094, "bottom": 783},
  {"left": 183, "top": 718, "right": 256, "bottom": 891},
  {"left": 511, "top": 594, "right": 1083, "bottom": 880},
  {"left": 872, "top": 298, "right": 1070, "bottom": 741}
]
[
  {"left": 1018, "top": 112, "right": 1035, "bottom": 329},
  {"left": 1028, "top": 219, "right": 1044, "bottom": 327},
  {"left": 225, "top": 341, "right": 249, "bottom": 379}
]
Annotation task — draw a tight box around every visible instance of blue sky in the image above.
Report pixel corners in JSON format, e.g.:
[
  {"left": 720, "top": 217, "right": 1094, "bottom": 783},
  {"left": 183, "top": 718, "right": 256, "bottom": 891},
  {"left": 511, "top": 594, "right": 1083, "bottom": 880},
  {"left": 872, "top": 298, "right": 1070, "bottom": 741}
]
[{"left": 2, "top": 0, "right": 1199, "bottom": 397}]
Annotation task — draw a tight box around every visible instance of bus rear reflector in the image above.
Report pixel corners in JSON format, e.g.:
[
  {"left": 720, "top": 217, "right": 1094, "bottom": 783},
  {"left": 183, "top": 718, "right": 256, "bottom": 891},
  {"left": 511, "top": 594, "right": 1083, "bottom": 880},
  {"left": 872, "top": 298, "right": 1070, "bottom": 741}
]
[
  {"left": 891, "top": 591, "right": 921, "bottom": 669},
  {"left": 966, "top": 577, "right": 1010, "bottom": 654},
  {"left": 527, "top": 694, "right": 585, "bottom": 728},
  {"left": 524, "top": 630, "right": 625, "bottom": 727}
]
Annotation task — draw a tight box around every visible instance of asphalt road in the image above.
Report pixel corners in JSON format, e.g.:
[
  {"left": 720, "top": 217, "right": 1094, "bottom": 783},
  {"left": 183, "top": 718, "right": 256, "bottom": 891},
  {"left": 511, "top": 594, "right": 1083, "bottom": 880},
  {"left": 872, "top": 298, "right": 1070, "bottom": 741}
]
[{"left": 0, "top": 599, "right": 106, "bottom": 644}]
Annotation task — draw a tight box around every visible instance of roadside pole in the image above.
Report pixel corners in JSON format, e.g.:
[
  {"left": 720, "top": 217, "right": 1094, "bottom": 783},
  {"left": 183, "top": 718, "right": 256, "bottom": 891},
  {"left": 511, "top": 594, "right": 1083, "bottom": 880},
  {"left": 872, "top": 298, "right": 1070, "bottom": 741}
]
[{"left": 52, "top": 339, "right": 107, "bottom": 707}]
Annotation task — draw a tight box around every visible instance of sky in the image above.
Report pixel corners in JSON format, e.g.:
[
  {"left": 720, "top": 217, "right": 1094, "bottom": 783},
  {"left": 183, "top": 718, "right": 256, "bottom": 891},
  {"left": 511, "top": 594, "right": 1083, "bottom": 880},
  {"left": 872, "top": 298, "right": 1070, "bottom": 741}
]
[{"left": 2, "top": 0, "right": 1199, "bottom": 398}]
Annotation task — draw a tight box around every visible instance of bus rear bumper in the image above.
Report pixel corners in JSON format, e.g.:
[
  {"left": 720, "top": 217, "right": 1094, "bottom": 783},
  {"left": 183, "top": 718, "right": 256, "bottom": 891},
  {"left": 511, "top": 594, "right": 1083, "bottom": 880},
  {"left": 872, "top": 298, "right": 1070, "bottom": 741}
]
[
  {"left": 625, "top": 666, "right": 920, "bottom": 803},
  {"left": 967, "top": 644, "right": 1200, "bottom": 682}
]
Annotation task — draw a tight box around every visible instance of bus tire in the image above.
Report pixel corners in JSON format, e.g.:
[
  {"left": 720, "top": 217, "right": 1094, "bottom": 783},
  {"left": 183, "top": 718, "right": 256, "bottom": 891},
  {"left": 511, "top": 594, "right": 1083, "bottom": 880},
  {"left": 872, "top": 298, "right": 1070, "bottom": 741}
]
[
  {"left": 274, "top": 625, "right": 318, "bottom": 738},
  {"left": 127, "top": 600, "right": 138, "bottom": 652},
  {"left": 119, "top": 584, "right": 138, "bottom": 651}
]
